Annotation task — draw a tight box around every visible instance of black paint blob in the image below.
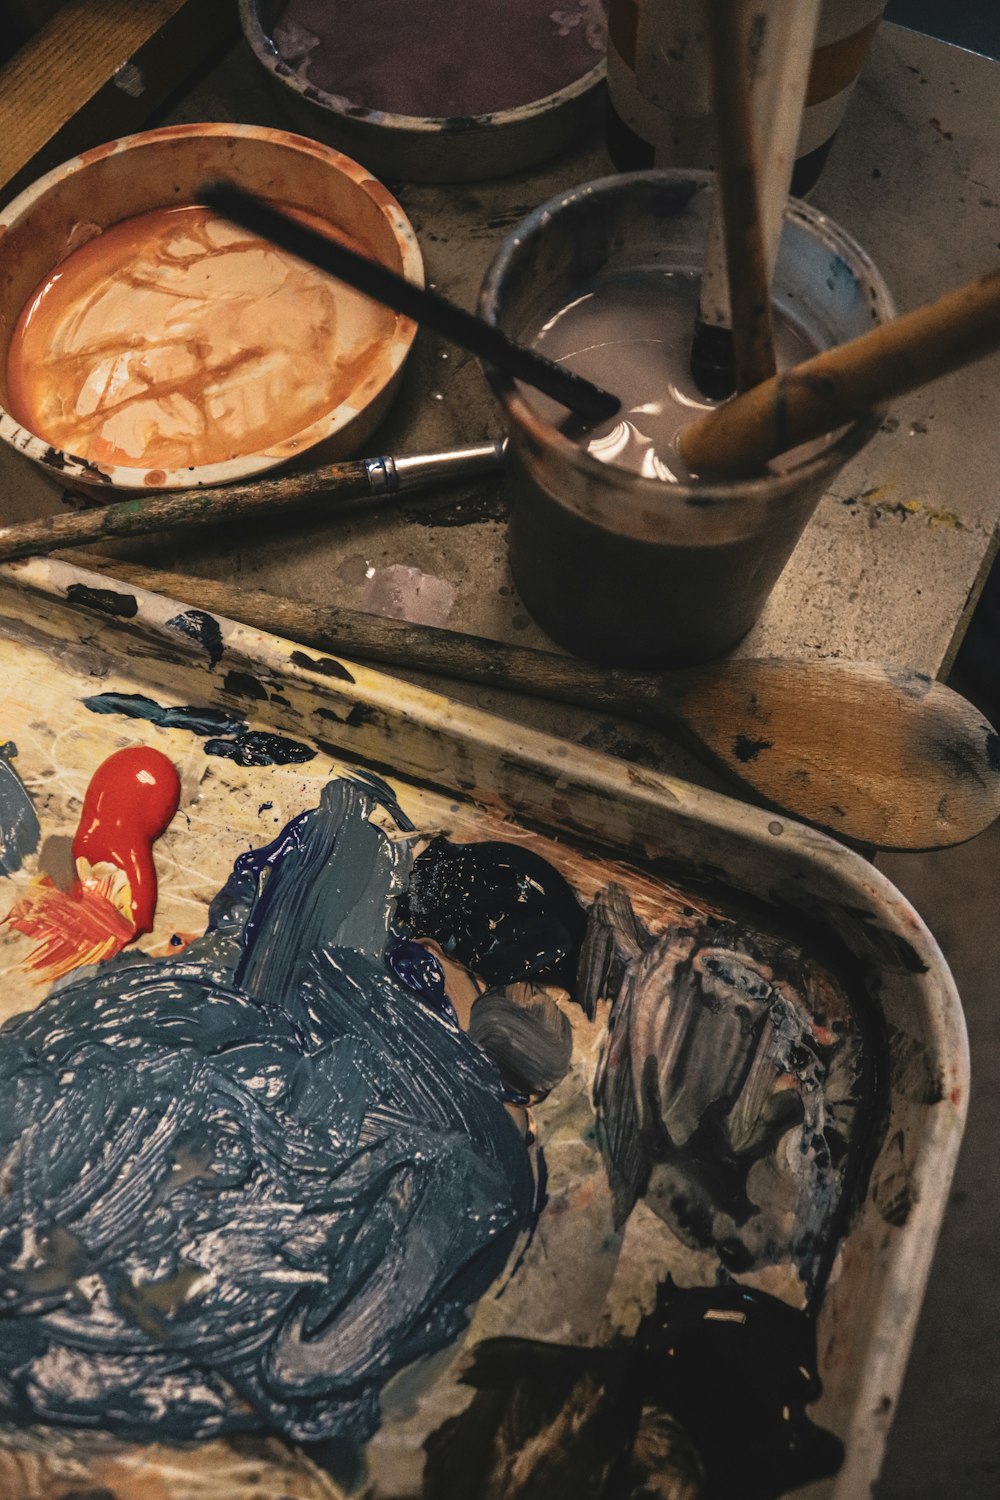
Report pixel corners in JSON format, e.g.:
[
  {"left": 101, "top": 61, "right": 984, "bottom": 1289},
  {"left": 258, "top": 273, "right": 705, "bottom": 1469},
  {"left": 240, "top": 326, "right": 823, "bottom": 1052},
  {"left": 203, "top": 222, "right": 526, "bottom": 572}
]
[
  {"left": 634, "top": 1279, "right": 844, "bottom": 1499},
  {"left": 395, "top": 837, "right": 587, "bottom": 987},
  {"left": 733, "top": 734, "right": 773, "bottom": 763},
  {"left": 166, "top": 610, "right": 224, "bottom": 668},
  {"left": 290, "top": 649, "right": 355, "bottom": 682},
  {"left": 423, "top": 1280, "right": 843, "bottom": 1500},
  {"left": 65, "top": 584, "right": 138, "bottom": 618},
  {"left": 224, "top": 670, "right": 269, "bottom": 700},
  {"left": 204, "top": 731, "right": 317, "bottom": 767}
]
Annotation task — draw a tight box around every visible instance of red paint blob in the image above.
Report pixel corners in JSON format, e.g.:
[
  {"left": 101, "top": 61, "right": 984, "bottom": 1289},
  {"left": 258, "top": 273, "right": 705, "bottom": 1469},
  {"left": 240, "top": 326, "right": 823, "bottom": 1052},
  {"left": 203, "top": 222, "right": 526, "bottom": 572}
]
[{"left": 72, "top": 747, "right": 181, "bottom": 935}]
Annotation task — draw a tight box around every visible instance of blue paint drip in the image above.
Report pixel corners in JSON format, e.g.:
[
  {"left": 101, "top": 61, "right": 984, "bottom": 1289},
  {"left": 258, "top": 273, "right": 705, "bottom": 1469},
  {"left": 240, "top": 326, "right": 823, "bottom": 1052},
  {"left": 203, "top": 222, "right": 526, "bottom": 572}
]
[
  {"left": 387, "top": 937, "right": 452, "bottom": 1016},
  {"left": 0, "top": 780, "right": 534, "bottom": 1445},
  {"left": 0, "top": 741, "right": 40, "bottom": 876},
  {"left": 84, "top": 695, "right": 316, "bottom": 767},
  {"left": 84, "top": 693, "right": 246, "bottom": 737}
]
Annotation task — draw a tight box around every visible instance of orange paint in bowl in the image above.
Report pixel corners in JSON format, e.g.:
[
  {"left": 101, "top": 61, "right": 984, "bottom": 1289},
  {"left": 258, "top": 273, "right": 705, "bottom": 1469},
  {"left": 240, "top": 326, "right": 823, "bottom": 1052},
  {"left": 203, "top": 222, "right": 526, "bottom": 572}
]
[{"left": 6, "top": 203, "right": 396, "bottom": 470}]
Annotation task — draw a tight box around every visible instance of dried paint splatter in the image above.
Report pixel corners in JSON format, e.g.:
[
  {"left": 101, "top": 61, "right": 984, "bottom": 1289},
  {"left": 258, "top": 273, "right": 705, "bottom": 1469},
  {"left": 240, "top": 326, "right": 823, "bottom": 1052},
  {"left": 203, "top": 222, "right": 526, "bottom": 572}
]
[{"left": 586, "top": 889, "right": 885, "bottom": 1296}]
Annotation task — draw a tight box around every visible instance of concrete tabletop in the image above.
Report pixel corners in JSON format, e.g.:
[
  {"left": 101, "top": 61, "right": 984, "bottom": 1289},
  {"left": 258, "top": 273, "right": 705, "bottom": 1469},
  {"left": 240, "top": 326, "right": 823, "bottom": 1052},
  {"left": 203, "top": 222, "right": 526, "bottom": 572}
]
[{"left": 2, "top": 21, "right": 997, "bottom": 793}]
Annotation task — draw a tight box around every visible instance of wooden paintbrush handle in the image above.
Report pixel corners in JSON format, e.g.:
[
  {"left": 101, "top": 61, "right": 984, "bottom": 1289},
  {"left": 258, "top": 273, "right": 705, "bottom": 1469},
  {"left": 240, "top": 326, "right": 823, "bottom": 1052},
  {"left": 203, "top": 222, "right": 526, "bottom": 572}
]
[
  {"left": 64, "top": 552, "right": 667, "bottom": 718},
  {"left": 0, "top": 461, "right": 370, "bottom": 562},
  {"left": 705, "top": 1, "right": 777, "bottom": 393},
  {"left": 0, "top": 440, "right": 505, "bottom": 563},
  {"left": 680, "top": 267, "right": 1000, "bottom": 476},
  {"left": 53, "top": 553, "right": 1000, "bottom": 850}
]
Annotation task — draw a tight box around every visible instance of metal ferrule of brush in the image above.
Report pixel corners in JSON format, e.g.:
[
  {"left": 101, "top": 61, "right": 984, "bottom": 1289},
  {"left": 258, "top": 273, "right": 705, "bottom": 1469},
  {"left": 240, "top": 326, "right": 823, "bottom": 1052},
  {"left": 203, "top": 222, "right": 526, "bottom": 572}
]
[{"left": 364, "top": 438, "right": 506, "bottom": 496}]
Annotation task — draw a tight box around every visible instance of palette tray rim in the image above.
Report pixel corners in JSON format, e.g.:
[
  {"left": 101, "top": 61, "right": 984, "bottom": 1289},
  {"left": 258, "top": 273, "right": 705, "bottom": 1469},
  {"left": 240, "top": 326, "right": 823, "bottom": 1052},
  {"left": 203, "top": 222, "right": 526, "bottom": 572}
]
[{"left": 0, "top": 553, "right": 969, "bottom": 1500}]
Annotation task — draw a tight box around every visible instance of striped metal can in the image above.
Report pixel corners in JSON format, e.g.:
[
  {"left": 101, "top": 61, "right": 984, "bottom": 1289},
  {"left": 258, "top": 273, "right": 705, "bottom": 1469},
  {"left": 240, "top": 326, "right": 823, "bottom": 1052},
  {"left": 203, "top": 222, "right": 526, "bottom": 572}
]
[{"left": 605, "top": 0, "right": 886, "bottom": 193}]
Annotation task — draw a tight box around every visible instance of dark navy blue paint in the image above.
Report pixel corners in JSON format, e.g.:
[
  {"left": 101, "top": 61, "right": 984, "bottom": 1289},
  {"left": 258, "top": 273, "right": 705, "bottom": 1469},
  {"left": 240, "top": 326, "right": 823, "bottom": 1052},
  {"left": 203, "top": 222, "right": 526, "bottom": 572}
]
[
  {"left": 84, "top": 692, "right": 246, "bottom": 737},
  {"left": 203, "top": 731, "right": 316, "bottom": 766},
  {"left": 83, "top": 695, "right": 316, "bottom": 767},
  {"left": 0, "top": 780, "right": 533, "bottom": 1445},
  {"left": 167, "top": 610, "right": 224, "bottom": 668},
  {"left": 395, "top": 837, "right": 587, "bottom": 987}
]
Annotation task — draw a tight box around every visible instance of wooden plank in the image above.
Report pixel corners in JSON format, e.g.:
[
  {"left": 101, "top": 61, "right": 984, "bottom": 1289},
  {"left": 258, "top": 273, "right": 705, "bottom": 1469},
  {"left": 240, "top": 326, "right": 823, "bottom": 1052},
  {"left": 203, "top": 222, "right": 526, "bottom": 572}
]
[{"left": 0, "top": 0, "right": 239, "bottom": 206}]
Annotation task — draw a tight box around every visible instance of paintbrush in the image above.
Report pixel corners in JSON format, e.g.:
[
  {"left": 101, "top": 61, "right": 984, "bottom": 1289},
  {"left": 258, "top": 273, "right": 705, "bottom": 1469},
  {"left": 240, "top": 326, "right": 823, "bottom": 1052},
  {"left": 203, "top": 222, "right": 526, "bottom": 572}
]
[
  {"left": 680, "top": 265, "right": 1000, "bottom": 475},
  {"left": 691, "top": 0, "right": 820, "bottom": 398},
  {"left": 55, "top": 551, "right": 1000, "bottom": 852},
  {"left": 692, "top": 0, "right": 778, "bottom": 398},
  {"left": 0, "top": 440, "right": 506, "bottom": 562},
  {"left": 199, "top": 180, "right": 620, "bottom": 425}
]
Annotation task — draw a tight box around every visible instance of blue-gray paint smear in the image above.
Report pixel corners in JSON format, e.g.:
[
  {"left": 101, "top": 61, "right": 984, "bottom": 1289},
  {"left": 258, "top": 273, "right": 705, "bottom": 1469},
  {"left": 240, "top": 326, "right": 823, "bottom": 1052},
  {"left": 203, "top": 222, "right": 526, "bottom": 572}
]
[
  {"left": 0, "top": 741, "right": 40, "bottom": 876},
  {"left": 85, "top": 692, "right": 246, "bottom": 738},
  {"left": 0, "top": 779, "right": 533, "bottom": 1445},
  {"left": 84, "top": 694, "right": 315, "bottom": 768}
]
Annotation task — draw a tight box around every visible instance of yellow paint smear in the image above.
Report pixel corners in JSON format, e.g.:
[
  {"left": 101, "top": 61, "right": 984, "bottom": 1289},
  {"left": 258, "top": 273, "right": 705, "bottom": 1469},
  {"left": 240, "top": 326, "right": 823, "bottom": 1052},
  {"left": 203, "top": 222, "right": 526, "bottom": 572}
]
[{"left": 854, "top": 483, "right": 964, "bottom": 530}]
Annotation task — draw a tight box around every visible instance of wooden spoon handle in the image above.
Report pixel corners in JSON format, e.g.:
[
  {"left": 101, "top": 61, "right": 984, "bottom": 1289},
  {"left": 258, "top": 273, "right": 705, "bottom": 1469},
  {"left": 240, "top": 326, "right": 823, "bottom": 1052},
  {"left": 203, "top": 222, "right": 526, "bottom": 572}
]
[{"left": 53, "top": 554, "right": 1000, "bottom": 851}]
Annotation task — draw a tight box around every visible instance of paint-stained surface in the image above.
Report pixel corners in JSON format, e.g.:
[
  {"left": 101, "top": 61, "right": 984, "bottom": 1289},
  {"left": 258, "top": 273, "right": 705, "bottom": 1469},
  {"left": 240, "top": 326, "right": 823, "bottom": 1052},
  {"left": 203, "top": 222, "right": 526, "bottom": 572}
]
[
  {"left": 0, "top": 555, "right": 967, "bottom": 1500},
  {"left": 591, "top": 904, "right": 885, "bottom": 1296},
  {"left": 424, "top": 1282, "right": 844, "bottom": 1500}
]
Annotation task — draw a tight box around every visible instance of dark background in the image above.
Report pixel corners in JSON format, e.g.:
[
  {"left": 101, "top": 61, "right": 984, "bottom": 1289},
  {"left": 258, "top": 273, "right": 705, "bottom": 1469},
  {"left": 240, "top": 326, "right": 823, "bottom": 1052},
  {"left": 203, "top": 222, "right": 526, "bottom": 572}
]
[{"left": 886, "top": 0, "right": 1000, "bottom": 60}]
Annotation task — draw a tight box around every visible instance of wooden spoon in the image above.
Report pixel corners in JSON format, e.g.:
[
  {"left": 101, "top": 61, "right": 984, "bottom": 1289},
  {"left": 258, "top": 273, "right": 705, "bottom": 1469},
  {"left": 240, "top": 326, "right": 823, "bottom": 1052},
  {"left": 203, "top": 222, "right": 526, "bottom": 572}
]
[{"left": 57, "top": 552, "right": 1000, "bottom": 852}]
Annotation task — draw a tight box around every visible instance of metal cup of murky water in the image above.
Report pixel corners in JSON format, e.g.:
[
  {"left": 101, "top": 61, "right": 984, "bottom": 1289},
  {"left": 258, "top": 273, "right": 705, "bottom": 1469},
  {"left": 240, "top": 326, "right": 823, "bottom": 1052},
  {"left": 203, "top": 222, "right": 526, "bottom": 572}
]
[{"left": 478, "top": 170, "right": 895, "bottom": 667}]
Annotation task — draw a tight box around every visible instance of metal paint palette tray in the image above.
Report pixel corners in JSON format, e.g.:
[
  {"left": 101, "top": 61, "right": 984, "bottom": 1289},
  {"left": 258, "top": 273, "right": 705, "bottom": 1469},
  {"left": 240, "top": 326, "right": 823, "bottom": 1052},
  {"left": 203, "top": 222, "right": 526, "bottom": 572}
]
[{"left": 0, "top": 555, "right": 966, "bottom": 1500}]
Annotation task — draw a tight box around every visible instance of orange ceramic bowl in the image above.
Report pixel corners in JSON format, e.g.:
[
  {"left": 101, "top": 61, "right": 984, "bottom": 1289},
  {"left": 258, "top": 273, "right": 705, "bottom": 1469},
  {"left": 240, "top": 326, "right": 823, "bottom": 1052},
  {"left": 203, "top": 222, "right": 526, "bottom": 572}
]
[{"left": 0, "top": 123, "right": 422, "bottom": 497}]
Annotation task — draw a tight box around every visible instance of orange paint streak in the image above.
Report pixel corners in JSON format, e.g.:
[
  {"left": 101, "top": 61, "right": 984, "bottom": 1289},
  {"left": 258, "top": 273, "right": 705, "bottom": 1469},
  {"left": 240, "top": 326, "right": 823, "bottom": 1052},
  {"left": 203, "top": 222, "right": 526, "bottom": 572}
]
[{"left": 5, "top": 874, "right": 136, "bottom": 981}]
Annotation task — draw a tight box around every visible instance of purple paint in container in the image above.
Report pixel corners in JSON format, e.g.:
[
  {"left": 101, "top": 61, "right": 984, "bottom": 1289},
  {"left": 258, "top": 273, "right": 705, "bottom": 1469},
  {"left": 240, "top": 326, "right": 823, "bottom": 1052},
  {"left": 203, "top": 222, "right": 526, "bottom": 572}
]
[
  {"left": 240, "top": 0, "right": 609, "bottom": 180},
  {"left": 274, "top": 0, "right": 607, "bottom": 117}
]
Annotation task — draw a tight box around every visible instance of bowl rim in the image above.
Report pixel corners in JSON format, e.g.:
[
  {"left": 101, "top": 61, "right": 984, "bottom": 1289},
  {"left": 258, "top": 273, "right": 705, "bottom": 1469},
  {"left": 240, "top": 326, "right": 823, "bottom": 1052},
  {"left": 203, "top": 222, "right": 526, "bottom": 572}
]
[
  {"left": 238, "top": 0, "right": 607, "bottom": 135},
  {"left": 0, "top": 121, "right": 423, "bottom": 493}
]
